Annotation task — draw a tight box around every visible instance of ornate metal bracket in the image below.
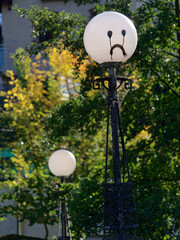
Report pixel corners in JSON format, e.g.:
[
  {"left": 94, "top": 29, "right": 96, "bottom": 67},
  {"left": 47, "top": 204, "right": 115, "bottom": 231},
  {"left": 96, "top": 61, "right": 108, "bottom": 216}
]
[{"left": 92, "top": 77, "right": 133, "bottom": 91}]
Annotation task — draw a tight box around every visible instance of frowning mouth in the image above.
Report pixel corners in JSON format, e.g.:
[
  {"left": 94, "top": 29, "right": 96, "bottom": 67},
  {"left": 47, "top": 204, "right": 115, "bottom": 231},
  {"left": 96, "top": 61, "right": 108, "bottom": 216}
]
[
  {"left": 107, "top": 30, "right": 127, "bottom": 60},
  {"left": 110, "top": 44, "right": 127, "bottom": 57}
]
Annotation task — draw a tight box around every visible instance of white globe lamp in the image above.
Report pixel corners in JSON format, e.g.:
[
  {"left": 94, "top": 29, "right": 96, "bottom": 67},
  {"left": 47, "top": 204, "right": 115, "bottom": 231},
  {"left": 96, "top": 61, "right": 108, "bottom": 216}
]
[
  {"left": 83, "top": 11, "right": 138, "bottom": 64},
  {"left": 48, "top": 149, "right": 76, "bottom": 177}
]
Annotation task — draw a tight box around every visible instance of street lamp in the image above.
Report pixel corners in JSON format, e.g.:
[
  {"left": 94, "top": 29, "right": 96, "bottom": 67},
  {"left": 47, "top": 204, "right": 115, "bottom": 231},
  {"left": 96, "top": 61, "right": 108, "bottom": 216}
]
[
  {"left": 84, "top": 12, "right": 142, "bottom": 240},
  {"left": 48, "top": 149, "right": 76, "bottom": 240}
]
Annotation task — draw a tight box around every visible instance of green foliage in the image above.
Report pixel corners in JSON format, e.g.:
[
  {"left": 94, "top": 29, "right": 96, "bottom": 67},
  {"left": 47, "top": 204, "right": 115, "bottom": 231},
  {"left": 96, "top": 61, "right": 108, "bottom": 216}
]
[
  {"left": 68, "top": 174, "right": 104, "bottom": 239},
  {"left": 133, "top": 0, "right": 180, "bottom": 98},
  {"left": 119, "top": 1, "right": 180, "bottom": 239},
  {"left": 11, "top": 48, "right": 31, "bottom": 86},
  {"left": 46, "top": 93, "right": 106, "bottom": 140},
  {"left": 13, "top": 4, "right": 86, "bottom": 56}
]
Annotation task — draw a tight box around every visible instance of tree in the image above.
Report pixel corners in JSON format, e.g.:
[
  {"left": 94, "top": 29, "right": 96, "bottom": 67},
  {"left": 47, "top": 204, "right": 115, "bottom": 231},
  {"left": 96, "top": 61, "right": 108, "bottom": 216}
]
[
  {"left": 0, "top": 47, "right": 87, "bottom": 239},
  {"left": 122, "top": 1, "right": 180, "bottom": 238}
]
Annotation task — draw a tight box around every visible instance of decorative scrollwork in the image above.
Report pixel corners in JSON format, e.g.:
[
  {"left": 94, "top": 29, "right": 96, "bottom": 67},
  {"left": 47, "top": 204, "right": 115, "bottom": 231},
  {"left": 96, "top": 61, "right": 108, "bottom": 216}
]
[
  {"left": 92, "top": 79, "right": 101, "bottom": 89},
  {"left": 116, "top": 77, "right": 133, "bottom": 90},
  {"left": 92, "top": 77, "right": 133, "bottom": 91},
  {"left": 124, "top": 79, "right": 133, "bottom": 90}
]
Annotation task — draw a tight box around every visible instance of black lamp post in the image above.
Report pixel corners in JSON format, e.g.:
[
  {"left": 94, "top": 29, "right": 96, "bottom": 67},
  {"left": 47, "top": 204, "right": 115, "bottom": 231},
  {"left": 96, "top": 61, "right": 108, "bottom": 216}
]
[
  {"left": 48, "top": 149, "right": 76, "bottom": 240},
  {"left": 83, "top": 12, "right": 142, "bottom": 240}
]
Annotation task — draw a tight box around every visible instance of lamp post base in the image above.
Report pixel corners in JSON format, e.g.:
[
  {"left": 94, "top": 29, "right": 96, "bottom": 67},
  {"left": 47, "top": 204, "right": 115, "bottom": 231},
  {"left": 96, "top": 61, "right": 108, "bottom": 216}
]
[
  {"left": 106, "top": 232, "right": 142, "bottom": 240},
  {"left": 58, "top": 237, "right": 71, "bottom": 240}
]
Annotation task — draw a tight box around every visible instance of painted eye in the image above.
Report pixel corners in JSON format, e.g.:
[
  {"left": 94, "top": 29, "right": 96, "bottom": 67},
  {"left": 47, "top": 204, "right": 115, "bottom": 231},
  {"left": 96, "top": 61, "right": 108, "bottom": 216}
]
[
  {"left": 107, "top": 30, "right": 113, "bottom": 38},
  {"left": 121, "top": 29, "right": 126, "bottom": 36}
]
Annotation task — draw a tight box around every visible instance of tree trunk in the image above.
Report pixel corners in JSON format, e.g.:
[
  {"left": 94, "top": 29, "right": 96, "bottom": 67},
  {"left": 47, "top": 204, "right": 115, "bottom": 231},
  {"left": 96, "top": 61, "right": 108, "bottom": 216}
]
[{"left": 44, "top": 223, "right": 49, "bottom": 240}]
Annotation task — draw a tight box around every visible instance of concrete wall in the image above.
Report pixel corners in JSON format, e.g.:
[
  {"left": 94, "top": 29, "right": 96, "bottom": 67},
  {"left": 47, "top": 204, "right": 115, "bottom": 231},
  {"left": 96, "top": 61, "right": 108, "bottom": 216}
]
[
  {"left": 0, "top": 216, "right": 17, "bottom": 236},
  {"left": 0, "top": 191, "right": 17, "bottom": 236},
  {"left": 18, "top": 220, "right": 59, "bottom": 240},
  {"left": 18, "top": 221, "right": 102, "bottom": 239}
]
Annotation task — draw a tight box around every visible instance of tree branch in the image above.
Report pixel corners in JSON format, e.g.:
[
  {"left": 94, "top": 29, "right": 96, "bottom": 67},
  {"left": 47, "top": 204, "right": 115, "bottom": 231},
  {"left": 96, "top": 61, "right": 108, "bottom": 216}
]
[
  {"left": 162, "top": 50, "right": 179, "bottom": 58},
  {"left": 152, "top": 68, "right": 180, "bottom": 98}
]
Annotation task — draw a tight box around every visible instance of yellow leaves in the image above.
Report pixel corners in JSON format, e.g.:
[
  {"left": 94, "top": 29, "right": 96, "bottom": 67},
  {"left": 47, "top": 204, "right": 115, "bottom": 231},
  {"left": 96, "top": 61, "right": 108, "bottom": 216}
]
[
  {"left": 18, "top": 178, "right": 23, "bottom": 182},
  {"left": 79, "top": 59, "right": 89, "bottom": 79},
  {"left": 11, "top": 153, "right": 29, "bottom": 173},
  {"left": 18, "top": 93, "right": 25, "bottom": 102},
  {"left": 4, "top": 102, "right": 13, "bottom": 110},
  {"left": 35, "top": 52, "right": 41, "bottom": 61},
  {"left": 9, "top": 180, "right": 18, "bottom": 188},
  {"left": 9, "top": 103, "right": 13, "bottom": 108},
  {"left": 52, "top": 47, "right": 57, "bottom": 54},
  {"left": 42, "top": 59, "right": 47, "bottom": 66},
  {"left": 3, "top": 47, "right": 88, "bottom": 142},
  {"left": 134, "top": 128, "right": 151, "bottom": 142},
  {"left": 29, "top": 103, "right": 34, "bottom": 110},
  {"left": 12, "top": 121, "right": 17, "bottom": 126},
  {"left": 47, "top": 47, "right": 86, "bottom": 100},
  {"left": 49, "top": 47, "right": 75, "bottom": 77},
  {"left": 7, "top": 90, "right": 12, "bottom": 95},
  {"left": 6, "top": 70, "right": 15, "bottom": 80},
  {"left": 129, "top": 70, "right": 140, "bottom": 90},
  {"left": 8, "top": 154, "right": 30, "bottom": 188},
  {"left": 127, "top": 127, "right": 151, "bottom": 148},
  {"left": 31, "top": 62, "right": 38, "bottom": 69},
  {"left": 4, "top": 103, "right": 9, "bottom": 109}
]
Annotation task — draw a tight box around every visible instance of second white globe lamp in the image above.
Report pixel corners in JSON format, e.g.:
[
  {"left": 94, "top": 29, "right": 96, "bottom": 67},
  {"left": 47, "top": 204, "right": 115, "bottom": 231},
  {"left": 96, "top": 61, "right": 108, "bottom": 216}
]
[{"left": 48, "top": 149, "right": 76, "bottom": 177}]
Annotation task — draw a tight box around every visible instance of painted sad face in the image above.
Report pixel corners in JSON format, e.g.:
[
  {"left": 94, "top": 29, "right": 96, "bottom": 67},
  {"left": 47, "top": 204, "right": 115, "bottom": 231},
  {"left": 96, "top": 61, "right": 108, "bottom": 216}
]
[
  {"left": 83, "top": 12, "right": 138, "bottom": 64},
  {"left": 107, "top": 29, "right": 127, "bottom": 60}
]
